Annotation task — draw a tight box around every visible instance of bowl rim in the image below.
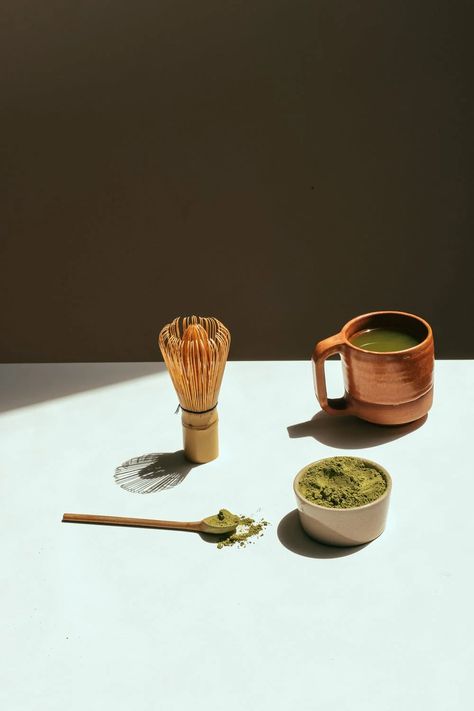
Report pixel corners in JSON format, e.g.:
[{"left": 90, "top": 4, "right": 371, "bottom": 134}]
[{"left": 293, "top": 456, "right": 392, "bottom": 512}]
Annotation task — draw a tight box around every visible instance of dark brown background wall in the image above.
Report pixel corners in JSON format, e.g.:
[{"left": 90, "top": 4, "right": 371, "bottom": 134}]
[{"left": 1, "top": 1, "right": 473, "bottom": 361}]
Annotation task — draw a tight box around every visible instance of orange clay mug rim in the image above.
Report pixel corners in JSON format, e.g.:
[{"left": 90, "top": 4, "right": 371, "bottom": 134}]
[{"left": 339, "top": 310, "right": 433, "bottom": 356}]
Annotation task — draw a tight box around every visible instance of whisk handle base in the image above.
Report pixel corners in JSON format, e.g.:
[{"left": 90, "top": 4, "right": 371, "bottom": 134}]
[{"left": 181, "top": 410, "right": 219, "bottom": 463}]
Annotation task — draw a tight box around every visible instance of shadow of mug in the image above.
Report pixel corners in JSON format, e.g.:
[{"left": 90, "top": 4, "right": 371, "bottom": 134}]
[{"left": 287, "top": 411, "right": 427, "bottom": 449}]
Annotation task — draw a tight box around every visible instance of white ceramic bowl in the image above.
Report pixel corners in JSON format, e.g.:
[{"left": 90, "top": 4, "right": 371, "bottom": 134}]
[{"left": 293, "top": 457, "right": 392, "bottom": 547}]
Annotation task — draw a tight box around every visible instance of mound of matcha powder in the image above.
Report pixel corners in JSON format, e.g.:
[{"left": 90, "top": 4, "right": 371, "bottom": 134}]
[
  {"left": 297, "top": 456, "right": 387, "bottom": 509},
  {"left": 214, "top": 515, "right": 269, "bottom": 549},
  {"left": 203, "top": 509, "right": 240, "bottom": 529}
]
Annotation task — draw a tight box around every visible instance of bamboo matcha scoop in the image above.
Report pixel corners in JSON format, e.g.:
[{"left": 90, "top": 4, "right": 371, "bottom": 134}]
[{"left": 62, "top": 508, "right": 240, "bottom": 535}]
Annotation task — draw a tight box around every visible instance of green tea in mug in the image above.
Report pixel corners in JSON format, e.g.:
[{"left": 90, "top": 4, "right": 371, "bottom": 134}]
[{"left": 349, "top": 328, "right": 420, "bottom": 352}]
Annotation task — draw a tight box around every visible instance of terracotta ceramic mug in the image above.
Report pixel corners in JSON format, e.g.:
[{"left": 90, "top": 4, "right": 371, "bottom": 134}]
[{"left": 312, "top": 311, "right": 434, "bottom": 425}]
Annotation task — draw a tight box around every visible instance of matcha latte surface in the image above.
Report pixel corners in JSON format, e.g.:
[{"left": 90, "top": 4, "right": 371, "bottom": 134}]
[
  {"left": 349, "top": 327, "right": 419, "bottom": 352},
  {"left": 297, "top": 457, "right": 387, "bottom": 509}
]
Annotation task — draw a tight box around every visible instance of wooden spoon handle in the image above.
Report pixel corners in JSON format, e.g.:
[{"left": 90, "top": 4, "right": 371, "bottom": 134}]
[{"left": 62, "top": 513, "right": 202, "bottom": 532}]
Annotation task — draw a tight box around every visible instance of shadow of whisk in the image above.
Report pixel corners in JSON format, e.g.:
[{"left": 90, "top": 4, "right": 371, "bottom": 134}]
[{"left": 114, "top": 451, "right": 197, "bottom": 494}]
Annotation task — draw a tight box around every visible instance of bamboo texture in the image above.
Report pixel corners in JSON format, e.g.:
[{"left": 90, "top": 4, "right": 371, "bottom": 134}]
[
  {"left": 158, "top": 316, "right": 230, "bottom": 413},
  {"left": 62, "top": 512, "right": 203, "bottom": 531}
]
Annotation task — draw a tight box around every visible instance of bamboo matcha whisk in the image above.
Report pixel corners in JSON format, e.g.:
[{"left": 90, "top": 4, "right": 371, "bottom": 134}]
[{"left": 159, "top": 316, "right": 231, "bottom": 463}]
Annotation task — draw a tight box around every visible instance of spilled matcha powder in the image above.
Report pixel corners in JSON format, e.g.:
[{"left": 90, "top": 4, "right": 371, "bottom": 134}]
[
  {"left": 204, "top": 509, "right": 269, "bottom": 549},
  {"left": 217, "top": 516, "right": 269, "bottom": 549},
  {"left": 297, "top": 457, "right": 387, "bottom": 509}
]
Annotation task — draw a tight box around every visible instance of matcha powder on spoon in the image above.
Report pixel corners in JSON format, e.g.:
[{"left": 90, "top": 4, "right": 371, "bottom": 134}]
[{"left": 206, "top": 510, "right": 269, "bottom": 549}]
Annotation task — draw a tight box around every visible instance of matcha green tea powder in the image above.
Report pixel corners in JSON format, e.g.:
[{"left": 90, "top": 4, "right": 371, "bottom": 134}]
[
  {"left": 204, "top": 509, "right": 240, "bottom": 529},
  {"left": 297, "top": 457, "right": 387, "bottom": 509},
  {"left": 210, "top": 513, "right": 269, "bottom": 549}
]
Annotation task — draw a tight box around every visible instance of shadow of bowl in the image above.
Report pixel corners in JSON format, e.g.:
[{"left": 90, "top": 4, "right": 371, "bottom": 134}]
[
  {"left": 287, "top": 411, "right": 427, "bottom": 449},
  {"left": 277, "top": 510, "right": 367, "bottom": 559}
]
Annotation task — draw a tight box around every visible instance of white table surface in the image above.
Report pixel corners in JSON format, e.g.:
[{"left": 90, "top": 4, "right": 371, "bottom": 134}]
[{"left": 1, "top": 361, "right": 473, "bottom": 710}]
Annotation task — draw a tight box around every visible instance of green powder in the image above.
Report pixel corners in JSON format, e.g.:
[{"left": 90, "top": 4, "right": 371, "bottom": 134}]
[
  {"left": 204, "top": 509, "right": 241, "bottom": 529},
  {"left": 214, "top": 514, "right": 269, "bottom": 549},
  {"left": 297, "top": 456, "right": 387, "bottom": 509}
]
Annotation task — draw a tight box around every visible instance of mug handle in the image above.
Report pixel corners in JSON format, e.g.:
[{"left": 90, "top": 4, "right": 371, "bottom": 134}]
[{"left": 312, "top": 333, "right": 351, "bottom": 415}]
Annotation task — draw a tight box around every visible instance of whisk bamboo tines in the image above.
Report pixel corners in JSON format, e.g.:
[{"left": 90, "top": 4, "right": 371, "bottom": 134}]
[{"left": 159, "top": 316, "right": 231, "bottom": 463}]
